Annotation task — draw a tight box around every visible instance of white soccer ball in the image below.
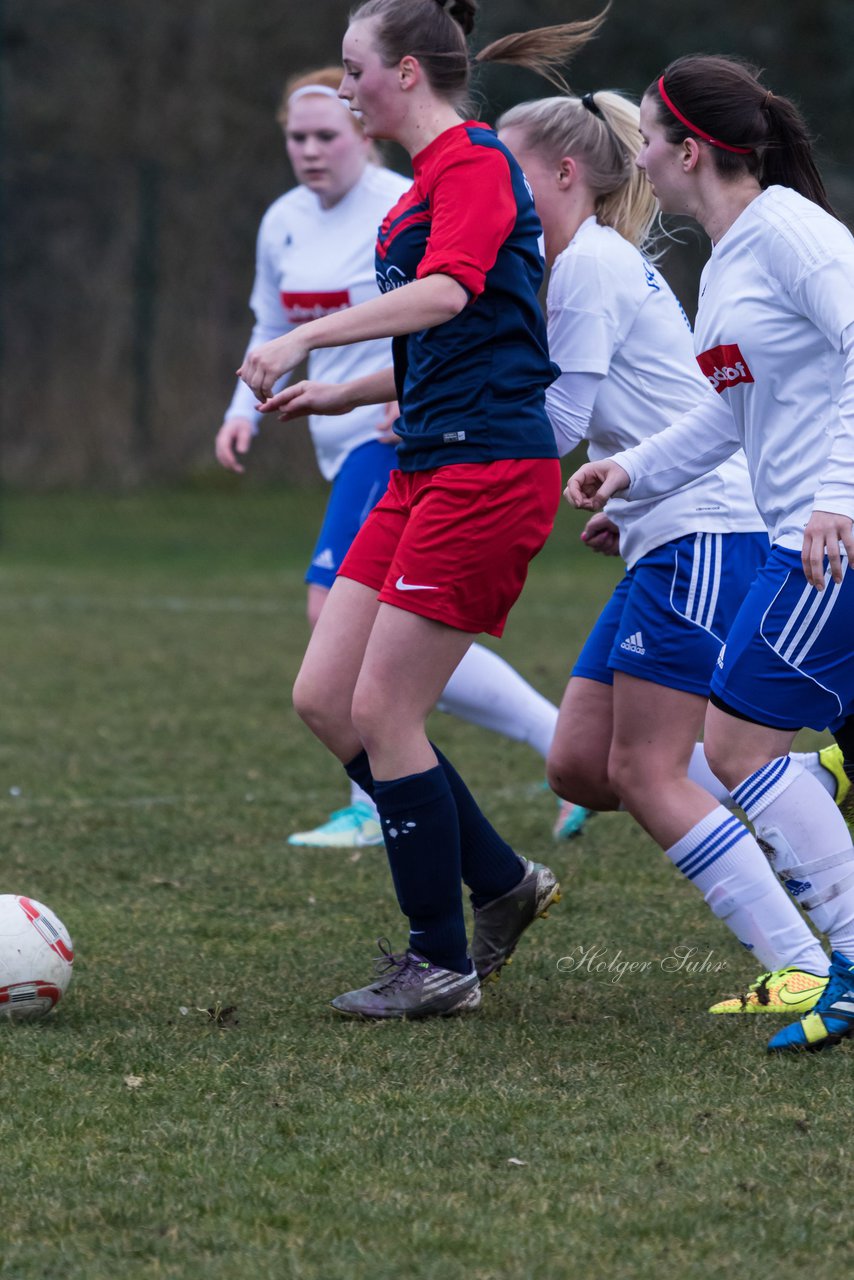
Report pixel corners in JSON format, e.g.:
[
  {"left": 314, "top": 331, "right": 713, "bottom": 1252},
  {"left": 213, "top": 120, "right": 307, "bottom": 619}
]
[{"left": 0, "top": 895, "right": 74, "bottom": 1021}]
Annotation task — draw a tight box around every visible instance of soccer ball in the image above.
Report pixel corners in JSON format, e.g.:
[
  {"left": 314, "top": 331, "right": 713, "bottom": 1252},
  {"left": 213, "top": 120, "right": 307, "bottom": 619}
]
[{"left": 0, "top": 895, "right": 74, "bottom": 1021}]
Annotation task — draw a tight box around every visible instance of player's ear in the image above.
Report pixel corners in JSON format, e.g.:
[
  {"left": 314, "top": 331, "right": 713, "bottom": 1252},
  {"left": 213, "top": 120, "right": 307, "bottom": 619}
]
[
  {"left": 398, "top": 55, "right": 420, "bottom": 91},
  {"left": 557, "top": 156, "right": 578, "bottom": 188},
  {"left": 682, "top": 136, "right": 703, "bottom": 172}
]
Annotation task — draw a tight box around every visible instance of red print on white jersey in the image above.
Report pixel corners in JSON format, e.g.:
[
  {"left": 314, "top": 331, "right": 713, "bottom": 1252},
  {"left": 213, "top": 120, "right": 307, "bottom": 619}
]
[
  {"left": 696, "top": 343, "right": 755, "bottom": 393},
  {"left": 281, "top": 290, "right": 351, "bottom": 323}
]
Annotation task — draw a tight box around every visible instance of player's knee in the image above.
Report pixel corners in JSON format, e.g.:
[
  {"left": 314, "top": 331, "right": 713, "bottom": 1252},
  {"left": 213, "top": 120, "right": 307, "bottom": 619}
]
[
  {"left": 293, "top": 671, "right": 334, "bottom": 737},
  {"left": 607, "top": 742, "right": 643, "bottom": 807},
  {"left": 702, "top": 737, "right": 741, "bottom": 791},
  {"left": 547, "top": 749, "right": 603, "bottom": 808},
  {"left": 349, "top": 686, "right": 385, "bottom": 756}
]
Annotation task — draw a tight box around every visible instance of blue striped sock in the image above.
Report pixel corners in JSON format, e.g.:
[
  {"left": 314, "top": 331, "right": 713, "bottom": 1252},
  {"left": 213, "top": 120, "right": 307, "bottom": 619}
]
[{"left": 665, "top": 804, "right": 828, "bottom": 973}]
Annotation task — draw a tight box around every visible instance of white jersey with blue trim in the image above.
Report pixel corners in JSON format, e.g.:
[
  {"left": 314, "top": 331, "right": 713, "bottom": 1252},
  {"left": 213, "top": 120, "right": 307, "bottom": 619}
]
[
  {"left": 610, "top": 187, "right": 854, "bottom": 549},
  {"left": 545, "top": 217, "right": 763, "bottom": 568},
  {"left": 225, "top": 164, "right": 410, "bottom": 480}
]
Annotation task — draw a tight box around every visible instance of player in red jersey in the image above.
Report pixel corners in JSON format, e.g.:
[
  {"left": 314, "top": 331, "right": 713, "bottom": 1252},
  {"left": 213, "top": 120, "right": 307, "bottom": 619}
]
[
  {"left": 240, "top": 0, "right": 608, "bottom": 1018},
  {"left": 217, "top": 67, "right": 582, "bottom": 852}
]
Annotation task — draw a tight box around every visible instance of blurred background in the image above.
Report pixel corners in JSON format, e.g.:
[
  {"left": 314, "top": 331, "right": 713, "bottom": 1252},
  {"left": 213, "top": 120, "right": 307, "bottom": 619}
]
[{"left": 3, "top": 0, "right": 853, "bottom": 489}]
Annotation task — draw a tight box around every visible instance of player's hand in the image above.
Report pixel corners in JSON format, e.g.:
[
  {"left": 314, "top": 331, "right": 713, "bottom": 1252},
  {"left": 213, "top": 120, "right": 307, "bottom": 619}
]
[
  {"left": 580, "top": 512, "right": 620, "bottom": 556},
  {"left": 238, "top": 332, "right": 308, "bottom": 403},
  {"left": 565, "top": 460, "right": 630, "bottom": 511},
  {"left": 264, "top": 380, "right": 354, "bottom": 420},
  {"left": 375, "top": 401, "right": 401, "bottom": 443},
  {"left": 215, "top": 418, "right": 255, "bottom": 474},
  {"left": 801, "top": 509, "right": 854, "bottom": 589}
]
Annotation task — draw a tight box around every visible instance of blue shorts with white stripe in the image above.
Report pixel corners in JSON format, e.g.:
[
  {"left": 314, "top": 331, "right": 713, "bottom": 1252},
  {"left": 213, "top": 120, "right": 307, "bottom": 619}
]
[
  {"left": 572, "top": 531, "right": 769, "bottom": 697},
  {"left": 711, "top": 544, "right": 854, "bottom": 732},
  {"left": 306, "top": 439, "right": 397, "bottom": 589}
]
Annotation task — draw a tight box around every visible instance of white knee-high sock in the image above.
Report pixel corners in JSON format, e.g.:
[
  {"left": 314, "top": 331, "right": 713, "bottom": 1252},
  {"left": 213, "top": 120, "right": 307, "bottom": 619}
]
[
  {"left": 688, "top": 745, "right": 734, "bottom": 806},
  {"left": 436, "top": 642, "right": 558, "bottom": 760},
  {"left": 349, "top": 780, "right": 378, "bottom": 818},
  {"left": 733, "top": 757, "right": 854, "bottom": 957},
  {"left": 686, "top": 745, "right": 837, "bottom": 808},
  {"left": 789, "top": 750, "right": 837, "bottom": 797},
  {"left": 665, "top": 805, "right": 828, "bottom": 973}
]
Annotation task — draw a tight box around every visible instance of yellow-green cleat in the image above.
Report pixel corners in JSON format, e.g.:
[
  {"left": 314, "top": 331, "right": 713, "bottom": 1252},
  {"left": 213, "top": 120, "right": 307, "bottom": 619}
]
[
  {"left": 819, "top": 743, "right": 854, "bottom": 824},
  {"left": 709, "top": 965, "right": 829, "bottom": 1014}
]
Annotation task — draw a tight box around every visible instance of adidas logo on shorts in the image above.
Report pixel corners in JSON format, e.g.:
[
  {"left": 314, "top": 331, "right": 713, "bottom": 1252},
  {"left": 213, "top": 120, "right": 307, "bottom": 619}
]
[
  {"left": 312, "top": 548, "right": 336, "bottom": 571},
  {"left": 620, "top": 630, "right": 646, "bottom": 656}
]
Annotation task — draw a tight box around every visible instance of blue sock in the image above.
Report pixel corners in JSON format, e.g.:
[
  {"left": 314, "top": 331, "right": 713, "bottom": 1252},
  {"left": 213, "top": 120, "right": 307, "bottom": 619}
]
[
  {"left": 346, "top": 748, "right": 523, "bottom": 909},
  {"left": 430, "top": 744, "right": 524, "bottom": 909},
  {"left": 372, "top": 765, "right": 470, "bottom": 975}
]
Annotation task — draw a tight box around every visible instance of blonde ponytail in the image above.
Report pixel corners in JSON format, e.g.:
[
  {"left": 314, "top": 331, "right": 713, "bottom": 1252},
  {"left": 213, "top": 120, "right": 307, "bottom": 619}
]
[{"left": 497, "top": 89, "right": 658, "bottom": 250}]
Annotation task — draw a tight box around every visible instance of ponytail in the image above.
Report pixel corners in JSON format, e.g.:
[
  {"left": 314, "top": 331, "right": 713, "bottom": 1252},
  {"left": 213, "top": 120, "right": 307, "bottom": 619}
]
[
  {"left": 350, "top": 0, "right": 610, "bottom": 107},
  {"left": 650, "top": 55, "right": 836, "bottom": 216},
  {"left": 497, "top": 90, "right": 658, "bottom": 249},
  {"left": 476, "top": 8, "right": 610, "bottom": 95},
  {"left": 761, "top": 94, "right": 835, "bottom": 214}
]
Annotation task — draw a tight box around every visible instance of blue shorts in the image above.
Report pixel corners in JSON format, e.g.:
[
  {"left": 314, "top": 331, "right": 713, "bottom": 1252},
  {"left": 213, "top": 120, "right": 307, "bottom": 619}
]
[
  {"left": 306, "top": 440, "right": 397, "bottom": 589},
  {"left": 572, "top": 531, "right": 769, "bottom": 696},
  {"left": 711, "top": 545, "right": 854, "bottom": 732}
]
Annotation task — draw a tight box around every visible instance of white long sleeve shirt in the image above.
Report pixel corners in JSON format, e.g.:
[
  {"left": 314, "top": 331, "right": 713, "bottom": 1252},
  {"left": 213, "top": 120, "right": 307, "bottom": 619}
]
[
  {"left": 545, "top": 216, "right": 762, "bottom": 567},
  {"left": 610, "top": 187, "right": 854, "bottom": 549},
  {"left": 225, "top": 164, "right": 411, "bottom": 480}
]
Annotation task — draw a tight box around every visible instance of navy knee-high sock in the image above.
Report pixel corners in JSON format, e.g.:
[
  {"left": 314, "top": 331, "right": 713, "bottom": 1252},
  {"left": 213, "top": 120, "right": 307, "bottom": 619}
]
[
  {"left": 347, "top": 755, "right": 470, "bottom": 974},
  {"left": 430, "top": 744, "right": 524, "bottom": 908},
  {"left": 345, "top": 750, "right": 375, "bottom": 800},
  {"left": 345, "top": 748, "right": 523, "bottom": 910}
]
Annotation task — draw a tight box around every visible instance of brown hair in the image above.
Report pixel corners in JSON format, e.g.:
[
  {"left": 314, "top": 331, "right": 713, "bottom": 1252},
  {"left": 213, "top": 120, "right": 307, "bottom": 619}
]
[
  {"left": 648, "top": 55, "right": 835, "bottom": 215},
  {"left": 349, "top": 0, "right": 610, "bottom": 109}
]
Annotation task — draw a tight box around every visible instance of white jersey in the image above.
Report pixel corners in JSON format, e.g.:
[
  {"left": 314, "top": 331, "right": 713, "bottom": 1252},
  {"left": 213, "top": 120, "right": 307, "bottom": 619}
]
[
  {"left": 611, "top": 187, "right": 854, "bottom": 549},
  {"left": 225, "top": 164, "right": 411, "bottom": 480},
  {"left": 545, "top": 217, "right": 762, "bottom": 567}
]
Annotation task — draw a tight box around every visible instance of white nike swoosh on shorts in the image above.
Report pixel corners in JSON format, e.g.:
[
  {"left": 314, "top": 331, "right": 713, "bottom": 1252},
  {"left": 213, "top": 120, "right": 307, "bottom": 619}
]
[{"left": 395, "top": 576, "right": 439, "bottom": 592}]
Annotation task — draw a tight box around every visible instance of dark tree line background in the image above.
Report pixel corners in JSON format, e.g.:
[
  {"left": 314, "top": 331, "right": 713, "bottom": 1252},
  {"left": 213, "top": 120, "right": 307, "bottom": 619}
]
[{"left": 3, "top": 0, "right": 853, "bottom": 488}]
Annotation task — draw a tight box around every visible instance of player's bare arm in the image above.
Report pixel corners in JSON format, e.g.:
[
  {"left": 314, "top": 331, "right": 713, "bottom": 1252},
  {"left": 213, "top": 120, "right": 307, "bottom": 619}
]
[
  {"left": 261, "top": 368, "right": 397, "bottom": 421},
  {"left": 239, "top": 274, "right": 468, "bottom": 403}
]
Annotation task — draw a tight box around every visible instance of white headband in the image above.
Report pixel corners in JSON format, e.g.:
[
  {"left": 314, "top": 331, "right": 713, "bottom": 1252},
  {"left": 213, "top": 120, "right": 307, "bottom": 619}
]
[{"left": 288, "top": 85, "right": 343, "bottom": 105}]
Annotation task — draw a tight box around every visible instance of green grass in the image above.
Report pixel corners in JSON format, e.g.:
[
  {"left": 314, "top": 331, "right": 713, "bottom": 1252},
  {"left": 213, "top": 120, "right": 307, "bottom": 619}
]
[{"left": 0, "top": 488, "right": 848, "bottom": 1280}]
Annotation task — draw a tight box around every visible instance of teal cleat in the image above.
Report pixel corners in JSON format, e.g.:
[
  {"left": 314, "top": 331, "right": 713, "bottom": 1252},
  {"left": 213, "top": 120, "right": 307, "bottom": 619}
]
[
  {"left": 553, "top": 798, "right": 592, "bottom": 841},
  {"left": 287, "top": 802, "right": 383, "bottom": 849},
  {"left": 767, "top": 950, "right": 854, "bottom": 1052}
]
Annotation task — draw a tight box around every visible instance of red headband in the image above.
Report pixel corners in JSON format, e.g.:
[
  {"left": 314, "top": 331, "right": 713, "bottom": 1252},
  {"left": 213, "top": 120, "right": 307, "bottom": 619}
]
[{"left": 657, "top": 76, "right": 753, "bottom": 155}]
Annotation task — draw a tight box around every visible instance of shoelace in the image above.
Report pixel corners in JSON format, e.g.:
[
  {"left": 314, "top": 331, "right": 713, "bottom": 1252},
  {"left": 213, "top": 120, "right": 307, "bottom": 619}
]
[{"left": 371, "top": 938, "right": 421, "bottom": 992}]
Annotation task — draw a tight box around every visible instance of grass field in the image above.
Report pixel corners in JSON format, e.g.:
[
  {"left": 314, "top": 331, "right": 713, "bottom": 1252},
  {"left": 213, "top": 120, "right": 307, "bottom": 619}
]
[{"left": 0, "top": 487, "right": 850, "bottom": 1280}]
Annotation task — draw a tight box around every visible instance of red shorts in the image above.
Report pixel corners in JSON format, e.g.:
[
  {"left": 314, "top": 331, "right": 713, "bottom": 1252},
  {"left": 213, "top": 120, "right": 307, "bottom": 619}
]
[{"left": 338, "top": 458, "right": 561, "bottom": 636}]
